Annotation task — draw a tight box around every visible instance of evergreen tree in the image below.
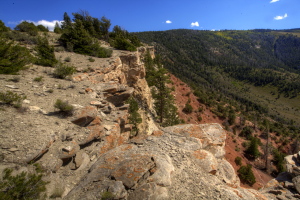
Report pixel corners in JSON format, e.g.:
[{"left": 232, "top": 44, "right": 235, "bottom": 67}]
[
  {"left": 35, "top": 37, "right": 57, "bottom": 67},
  {"left": 100, "top": 16, "right": 111, "bottom": 41},
  {"left": 61, "top": 12, "right": 72, "bottom": 30},
  {"left": 54, "top": 22, "right": 62, "bottom": 33},
  {"left": 237, "top": 164, "right": 256, "bottom": 186},
  {"left": 0, "top": 20, "right": 9, "bottom": 33},
  {"left": 246, "top": 137, "right": 261, "bottom": 159},
  {"left": 127, "top": 96, "right": 142, "bottom": 136},
  {"left": 144, "top": 51, "right": 180, "bottom": 126}
]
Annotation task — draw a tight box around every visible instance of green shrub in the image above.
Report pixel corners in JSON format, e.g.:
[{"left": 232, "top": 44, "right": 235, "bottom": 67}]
[
  {"left": 101, "top": 191, "right": 114, "bottom": 200},
  {"left": 88, "top": 57, "right": 95, "bottom": 62},
  {"left": 234, "top": 156, "right": 242, "bottom": 166},
  {"left": 0, "top": 91, "right": 26, "bottom": 107},
  {"left": 54, "top": 99, "right": 74, "bottom": 115},
  {"left": 8, "top": 76, "right": 21, "bottom": 82},
  {"left": 64, "top": 56, "right": 71, "bottom": 62},
  {"left": 53, "top": 62, "right": 76, "bottom": 79},
  {"left": 237, "top": 164, "right": 256, "bottom": 186},
  {"left": 0, "top": 39, "right": 33, "bottom": 74},
  {"left": 183, "top": 102, "right": 193, "bottom": 114},
  {"left": 0, "top": 168, "right": 48, "bottom": 200},
  {"left": 112, "top": 37, "right": 137, "bottom": 51},
  {"left": 36, "top": 25, "right": 49, "bottom": 32},
  {"left": 15, "top": 21, "right": 38, "bottom": 36},
  {"left": 33, "top": 76, "right": 43, "bottom": 82},
  {"left": 4, "top": 31, "right": 38, "bottom": 45}
]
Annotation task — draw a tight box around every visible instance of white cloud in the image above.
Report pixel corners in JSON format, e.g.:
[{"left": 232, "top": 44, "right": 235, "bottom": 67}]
[
  {"left": 270, "top": 0, "right": 280, "bottom": 3},
  {"left": 274, "top": 13, "right": 288, "bottom": 20},
  {"left": 166, "top": 20, "right": 172, "bottom": 24},
  {"left": 35, "top": 20, "right": 62, "bottom": 31},
  {"left": 191, "top": 21, "right": 199, "bottom": 27}
]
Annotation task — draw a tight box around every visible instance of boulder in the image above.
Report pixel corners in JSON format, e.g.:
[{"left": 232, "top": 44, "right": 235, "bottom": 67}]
[{"left": 71, "top": 106, "right": 98, "bottom": 127}]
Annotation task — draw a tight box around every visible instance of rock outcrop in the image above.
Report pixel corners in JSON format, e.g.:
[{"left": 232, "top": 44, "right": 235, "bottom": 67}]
[{"left": 1, "top": 44, "right": 300, "bottom": 200}]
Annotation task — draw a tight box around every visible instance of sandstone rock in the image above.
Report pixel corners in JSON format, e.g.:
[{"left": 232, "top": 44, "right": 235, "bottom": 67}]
[
  {"left": 59, "top": 141, "right": 80, "bottom": 159},
  {"left": 71, "top": 106, "right": 98, "bottom": 127},
  {"left": 293, "top": 176, "right": 300, "bottom": 193}
]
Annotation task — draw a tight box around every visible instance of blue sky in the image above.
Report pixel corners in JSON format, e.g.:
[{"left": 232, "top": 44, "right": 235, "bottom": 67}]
[{"left": 0, "top": 0, "right": 298, "bottom": 32}]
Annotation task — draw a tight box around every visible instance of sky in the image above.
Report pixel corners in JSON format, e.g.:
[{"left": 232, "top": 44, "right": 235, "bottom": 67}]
[{"left": 0, "top": 0, "right": 299, "bottom": 32}]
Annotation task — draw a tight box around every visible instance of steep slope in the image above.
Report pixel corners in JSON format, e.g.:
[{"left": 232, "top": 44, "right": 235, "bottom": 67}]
[{"left": 136, "top": 29, "right": 300, "bottom": 129}]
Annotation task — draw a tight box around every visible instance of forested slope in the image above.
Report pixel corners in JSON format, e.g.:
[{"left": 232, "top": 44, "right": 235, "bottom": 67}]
[{"left": 136, "top": 29, "right": 300, "bottom": 134}]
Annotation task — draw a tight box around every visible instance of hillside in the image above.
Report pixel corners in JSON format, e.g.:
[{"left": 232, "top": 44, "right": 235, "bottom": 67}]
[
  {"left": 1, "top": 18, "right": 300, "bottom": 199},
  {"left": 136, "top": 29, "right": 300, "bottom": 130}
]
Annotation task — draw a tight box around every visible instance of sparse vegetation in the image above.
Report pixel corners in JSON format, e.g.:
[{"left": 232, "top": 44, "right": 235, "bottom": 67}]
[
  {"left": 0, "top": 168, "right": 48, "bottom": 200},
  {"left": 234, "top": 156, "right": 242, "bottom": 166},
  {"left": 53, "top": 62, "right": 76, "bottom": 79},
  {"left": 33, "top": 76, "right": 44, "bottom": 82},
  {"left": 101, "top": 191, "right": 114, "bottom": 200},
  {"left": 0, "top": 91, "right": 26, "bottom": 107},
  {"left": 237, "top": 164, "right": 256, "bottom": 186},
  {"left": 127, "top": 96, "right": 142, "bottom": 137},
  {"left": 54, "top": 99, "right": 74, "bottom": 115}
]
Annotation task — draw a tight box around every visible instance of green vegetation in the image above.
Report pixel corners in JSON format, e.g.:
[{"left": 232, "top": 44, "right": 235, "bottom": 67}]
[
  {"left": 33, "top": 76, "right": 44, "bottom": 82},
  {"left": 245, "top": 137, "right": 261, "bottom": 159},
  {"left": 183, "top": 101, "right": 193, "bottom": 114},
  {"left": 53, "top": 62, "right": 76, "bottom": 79},
  {"left": 237, "top": 164, "right": 256, "bottom": 186},
  {"left": 0, "top": 38, "right": 33, "bottom": 74},
  {"left": 234, "top": 156, "right": 242, "bottom": 166},
  {"left": 272, "top": 149, "right": 286, "bottom": 173},
  {"left": 144, "top": 51, "right": 180, "bottom": 127},
  {"left": 0, "top": 168, "right": 48, "bottom": 200},
  {"left": 54, "top": 99, "right": 74, "bottom": 115},
  {"left": 127, "top": 96, "right": 142, "bottom": 136},
  {"left": 14, "top": 21, "right": 38, "bottom": 36},
  {"left": 0, "top": 91, "right": 26, "bottom": 107},
  {"left": 136, "top": 29, "right": 300, "bottom": 137},
  {"left": 101, "top": 191, "right": 114, "bottom": 200}
]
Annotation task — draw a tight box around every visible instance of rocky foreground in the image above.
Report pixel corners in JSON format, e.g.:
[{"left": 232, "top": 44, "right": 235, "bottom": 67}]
[{"left": 0, "top": 46, "right": 300, "bottom": 199}]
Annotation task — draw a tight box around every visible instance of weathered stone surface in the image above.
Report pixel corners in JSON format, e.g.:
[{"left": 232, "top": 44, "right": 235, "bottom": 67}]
[
  {"left": 71, "top": 106, "right": 98, "bottom": 127},
  {"left": 59, "top": 140, "right": 80, "bottom": 159},
  {"left": 293, "top": 176, "right": 300, "bottom": 194}
]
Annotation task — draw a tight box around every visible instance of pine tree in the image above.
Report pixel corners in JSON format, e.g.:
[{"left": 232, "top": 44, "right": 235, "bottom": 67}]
[
  {"left": 237, "top": 164, "right": 256, "bottom": 186},
  {"left": 35, "top": 37, "right": 57, "bottom": 67},
  {"left": 54, "top": 22, "right": 62, "bottom": 33},
  {"left": 61, "top": 12, "right": 72, "bottom": 30},
  {"left": 246, "top": 137, "right": 261, "bottom": 159},
  {"left": 144, "top": 51, "right": 180, "bottom": 126}
]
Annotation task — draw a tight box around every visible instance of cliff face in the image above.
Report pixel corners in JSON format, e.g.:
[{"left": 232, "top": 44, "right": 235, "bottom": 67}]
[{"left": 0, "top": 45, "right": 298, "bottom": 199}]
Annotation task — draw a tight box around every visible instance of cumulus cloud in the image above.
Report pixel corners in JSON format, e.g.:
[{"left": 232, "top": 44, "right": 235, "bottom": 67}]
[
  {"left": 274, "top": 13, "right": 288, "bottom": 20},
  {"left": 270, "top": 0, "right": 280, "bottom": 3},
  {"left": 191, "top": 21, "right": 199, "bottom": 27},
  {"left": 166, "top": 20, "right": 172, "bottom": 24},
  {"left": 35, "top": 20, "right": 62, "bottom": 31}
]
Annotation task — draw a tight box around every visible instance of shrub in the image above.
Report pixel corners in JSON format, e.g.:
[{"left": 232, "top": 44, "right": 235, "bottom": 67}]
[
  {"left": 112, "top": 37, "right": 137, "bottom": 51},
  {"left": 36, "top": 25, "right": 49, "bottom": 32},
  {"left": 88, "top": 57, "right": 95, "bottom": 62},
  {"left": 53, "top": 62, "right": 76, "bottom": 79},
  {"left": 183, "top": 102, "right": 193, "bottom": 114},
  {"left": 14, "top": 21, "right": 38, "bottom": 36},
  {"left": 101, "top": 191, "right": 114, "bottom": 200},
  {"left": 54, "top": 99, "right": 74, "bottom": 115},
  {"left": 33, "top": 76, "right": 43, "bottom": 82},
  {"left": 234, "top": 156, "right": 242, "bottom": 166},
  {"left": 0, "top": 168, "right": 48, "bottom": 200},
  {"left": 8, "top": 76, "right": 21, "bottom": 82},
  {"left": 64, "top": 56, "right": 71, "bottom": 62},
  {"left": 0, "top": 39, "right": 33, "bottom": 74},
  {"left": 237, "top": 164, "right": 256, "bottom": 186},
  {"left": 0, "top": 91, "right": 26, "bottom": 107}
]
